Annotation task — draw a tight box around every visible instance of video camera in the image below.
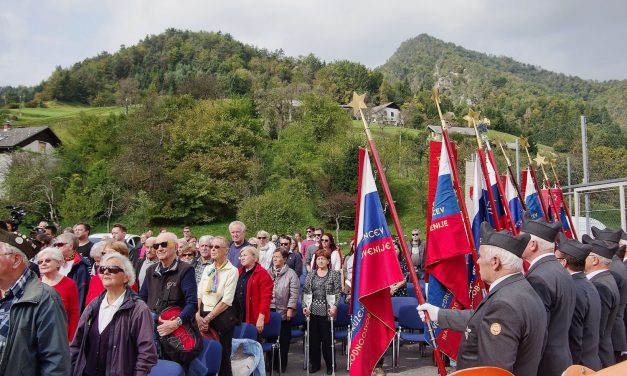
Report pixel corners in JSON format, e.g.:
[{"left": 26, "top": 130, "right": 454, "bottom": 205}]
[{"left": 5, "top": 205, "right": 26, "bottom": 230}]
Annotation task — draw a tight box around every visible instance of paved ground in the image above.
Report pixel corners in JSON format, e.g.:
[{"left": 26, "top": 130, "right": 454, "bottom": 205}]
[{"left": 277, "top": 338, "right": 451, "bottom": 376}]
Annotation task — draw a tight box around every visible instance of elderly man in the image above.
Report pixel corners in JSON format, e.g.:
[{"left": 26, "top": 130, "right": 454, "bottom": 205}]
[
  {"left": 583, "top": 234, "right": 621, "bottom": 367},
  {"left": 139, "top": 232, "right": 197, "bottom": 344},
  {"left": 418, "top": 222, "right": 546, "bottom": 375},
  {"left": 521, "top": 212, "right": 576, "bottom": 376},
  {"left": 227, "top": 221, "right": 250, "bottom": 268},
  {"left": 0, "top": 229, "right": 70, "bottom": 374},
  {"left": 589, "top": 226, "right": 627, "bottom": 363},
  {"left": 136, "top": 236, "right": 159, "bottom": 289},
  {"left": 193, "top": 235, "right": 214, "bottom": 284},
  {"left": 55, "top": 232, "right": 90, "bottom": 310},
  {"left": 555, "top": 233, "right": 602, "bottom": 370}
]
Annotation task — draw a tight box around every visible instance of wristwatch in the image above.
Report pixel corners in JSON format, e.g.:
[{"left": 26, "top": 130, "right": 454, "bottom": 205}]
[{"left": 175, "top": 317, "right": 183, "bottom": 326}]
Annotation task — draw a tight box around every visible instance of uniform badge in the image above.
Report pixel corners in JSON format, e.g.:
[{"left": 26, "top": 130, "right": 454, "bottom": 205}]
[
  {"left": 465, "top": 327, "right": 471, "bottom": 339},
  {"left": 490, "top": 322, "right": 501, "bottom": 335},
  {"left": 14, "top": 236, "right": 24, "bottom": 244}
]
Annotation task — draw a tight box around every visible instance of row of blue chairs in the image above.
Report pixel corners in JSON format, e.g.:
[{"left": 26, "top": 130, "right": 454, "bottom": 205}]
[{"left": 149, "top": 339, "right": 222, "bottom": 376}]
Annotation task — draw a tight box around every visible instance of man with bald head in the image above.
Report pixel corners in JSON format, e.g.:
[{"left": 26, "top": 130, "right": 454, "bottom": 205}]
[{"left": 139, "top": 232, "right": 197, "bottom": 353}]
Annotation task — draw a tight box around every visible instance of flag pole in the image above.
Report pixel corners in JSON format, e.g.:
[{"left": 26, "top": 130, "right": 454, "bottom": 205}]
[
  {"left": 481, "top": 133, "right": 519, "bottom": 235},
  {"left": 497, "top": 140, "right": 527, "bottom": 211},
  {"left": 535, "top": 154, "right": 565, "bottom": 231},
  {"left": 548, "top": 156, "right": 578, "bottom": 239},
  {"left": 464, "top": 111, "right": 502, "bottom": 230},
  {"left": 433, "top": 95, "right": 487, "bottom": 296},
  {"left": 348, "top": 92, "right": 448, "bottom": 376},
  {"left": 519, "top": 137, "right": 551, "bottom": 222}
]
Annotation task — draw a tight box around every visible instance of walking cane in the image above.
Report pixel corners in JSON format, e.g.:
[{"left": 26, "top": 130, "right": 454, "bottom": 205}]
[
  {"left": 327, "top": 294, "right": 337, "bottom": 376},
  {"left": 303, "top": 293, "right": 312, "bottom": 375}
]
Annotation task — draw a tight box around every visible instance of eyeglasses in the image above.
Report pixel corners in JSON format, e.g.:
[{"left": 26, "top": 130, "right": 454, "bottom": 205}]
[
  {"left": 181, "top": 253, "right": 194, "bottom": 257},
  {"left": 412, "top": 233, "right": 419, "bottom": 236},
  {"left": 37, "top": 258, "right": 54, "bottom": 265},
  {"left": 54, "top": 242, "right": 67, "bottom": 247},
  {"left": 257, "top": 236, "right": 267, "bottom": 240},
  {"left": 321, "top": 239, "right": 330, "bottom": 242},
  {"left": 154, "top": 241, "right": 174, "bottom": 249},
  {"left": 209, "top": 245, "right": 223, "bottom": 249},
  {"left": 280, "top": 242, "right": 290, "bottom": 246},
  {"left": 98, "top": 265, "right": 124, "bottom": 274}
]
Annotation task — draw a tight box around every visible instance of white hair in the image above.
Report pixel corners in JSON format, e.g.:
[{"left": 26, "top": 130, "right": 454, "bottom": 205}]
[
  {"left": 229, "top": 221, "right": 246, "bottom": 232},
  {"left": 90, "top": 241, "right": 106, "bottom": 259},
  {"left": 198, "top": 235, "right": 213, "bottom": 244},
  {"left": 529, "top": 234, "right": 555, "bottom": 254},
  {"left": 2, "top": 243, "right": 28, "bottom": 263},
  {"left": 481, "top": 245, "right": 523, "bottom": 272},
  {"left": 590, "top": 252, "right": 612, "bottom": 266},
  {"left": 101, "top": 252, "right": 136, "bottom": 286},
  {"left": 37, "top": 247, "right": 64, "bottom": 263}
]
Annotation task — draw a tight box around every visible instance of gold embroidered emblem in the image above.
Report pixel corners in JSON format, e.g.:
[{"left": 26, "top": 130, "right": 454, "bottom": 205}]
[{"left": 490, "top": 323, "right": 502, "bottom": 335}]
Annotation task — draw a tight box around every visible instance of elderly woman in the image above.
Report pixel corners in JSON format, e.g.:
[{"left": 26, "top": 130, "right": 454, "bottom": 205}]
[
  {"left": 178, "top": 242, "right": 196, "bottom": 264},
  {"left": 89, "top": 241, "right": 106, "bottom": 276},
  {"left": 85, "top": 240, "right": 136, "bottom": 307},
  {"left": 197, "top": 236, "right": 239, "bottom": 376},
  {"left": 37, "top": 247, "right": 80, "bottom": 341},
  {"left": 71, "top": 252, "right": 157, "bottom": 375},
  {"left": 237, "top": 246, "right": 273, "bottom": 334},
  {"left": 256, "top": 230, "right": 275, "bottom": 270},
  {"left": 268, "top": 248, "right": 300, "bottom": 372},
  {"left": 55, "top": 232, "right": 90, "bottom": 310},
  {"left": 303, "top": 249, "right": 342, "bottom": 375}
]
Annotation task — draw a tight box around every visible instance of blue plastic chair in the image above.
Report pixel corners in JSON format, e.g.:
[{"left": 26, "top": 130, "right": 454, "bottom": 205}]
[
  {"left": 333, "top": 303, "right": 351, "bottom": 355},
  {"left": 393, "top": 305, "right": 428, "bottom": 367},
  {"left": 391, "top": 297, "right": 418, "bottom": 321},
  {"left": 188, "top": 339, "right": 222, "bottom": 376},
  {"left": 233, "top": 322, "right": 257, "bottom": 341},
  {"left": 148, "top": 359, "right": 185, "bottom": 376},
  {"left": 261, "top": 311, "right": 282, "bottom": 376}
]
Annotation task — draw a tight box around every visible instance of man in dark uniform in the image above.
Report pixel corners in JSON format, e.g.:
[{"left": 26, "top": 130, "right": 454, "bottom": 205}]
[
  {"left": 590, "top": 226, "right": 627, "bottom": 362},
  {"left": 521, "top": 212, "right": 576, "bottom": 376},
  {"left": 418, "top": 222, "right": 546, "bottom": 376},
  {"left": 583, "top": 235, "right": 620, "bottom": 368},
  {"left": 555, "top": 233, "right": 602, "bottom": 370}
]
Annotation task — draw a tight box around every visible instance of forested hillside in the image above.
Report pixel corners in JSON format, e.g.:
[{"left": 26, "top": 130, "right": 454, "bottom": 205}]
[{"left": 1, "top": 29, "right": 625, "bottom": 234}]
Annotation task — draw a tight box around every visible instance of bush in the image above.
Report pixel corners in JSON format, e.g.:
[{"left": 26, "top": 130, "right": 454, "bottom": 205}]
[{"left": 238, "top": 178, "right": 317, "bottom": 234}]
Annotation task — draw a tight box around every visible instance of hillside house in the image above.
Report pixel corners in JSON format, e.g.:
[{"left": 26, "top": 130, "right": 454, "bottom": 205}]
[
  {"left": 0, "top": 122, "right": 62, "bottom": 195},
  {"left": 370, "top": 102, "right": 402, "bottom": 125}
]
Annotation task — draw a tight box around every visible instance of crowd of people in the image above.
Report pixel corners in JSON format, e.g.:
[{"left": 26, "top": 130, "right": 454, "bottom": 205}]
[
  {"left": 0, "top": 219, "right": 428, "bottom": 376},
  {"left": 9, "top": 213, "right": 627, "bottom": 376}
]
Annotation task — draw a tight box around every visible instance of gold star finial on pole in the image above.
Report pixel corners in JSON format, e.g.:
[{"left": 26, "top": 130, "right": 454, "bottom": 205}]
[
  {"left": 347, "top": 92, "right": 367, "bottom": 117},
  {"left": 549, "top": 153, "right": 560, "bottom": 185},
  {"left": 519, "top": 136, "right": 532, "bottom": 163},
  {"left": 534, "top": 153, "right": 550, "bottom": 182}
]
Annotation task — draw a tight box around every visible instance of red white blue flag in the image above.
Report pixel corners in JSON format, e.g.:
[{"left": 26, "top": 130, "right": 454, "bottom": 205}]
[
  {"left": 505, "top": 172, "right": 523, "bottom": 231},
  {"left": 522, "top": 169, "right": 545, "bottom": 220},
  {"left": 426, "top": 141, "right": 473, "bottom": 359},
  {"left": 349, "top": 148, "right": 403, "bottom": 376}
]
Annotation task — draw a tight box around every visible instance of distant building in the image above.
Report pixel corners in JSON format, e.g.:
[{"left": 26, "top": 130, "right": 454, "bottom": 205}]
[
  {"left": 370, "top": 102, "right": 402, "bottom": 125},
  {"left": 427, "top": 124, "right": 477, "bottom": 140},
  {"left": 0, "top": 123, "right": 62, "bottom": 195}
]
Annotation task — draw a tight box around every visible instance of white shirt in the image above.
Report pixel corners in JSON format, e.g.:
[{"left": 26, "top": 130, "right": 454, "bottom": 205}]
[
  {"left": 489, "top": 272, "right": 521, "bottom": 292},
  {"left": 586, "top": 269, "right": 607, "bottom": 280},
  {"left": 59, "top": 261, "right": 73, "bottom": 276},
  {"left": 98, "top": 291, "right": 126, "bottom": 333},
  {"left": 528, "top": 252, "right": 554, "bottom": 269}
]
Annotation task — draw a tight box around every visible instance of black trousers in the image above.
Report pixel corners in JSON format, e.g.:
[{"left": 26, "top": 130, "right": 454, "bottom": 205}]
[
  {"left": 211, "top": 322, "right": 234, "bottom": 376},
  {"left": 272, "top": 320, "right": 292, "bottom": 370},
  {"left": 309, "top": 315, "right": 333, "bottom": 370}
]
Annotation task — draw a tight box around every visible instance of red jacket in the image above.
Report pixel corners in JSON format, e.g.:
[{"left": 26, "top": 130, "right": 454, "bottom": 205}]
[{"left": 239, "top": 263, "right": 273, "bottom": 325}]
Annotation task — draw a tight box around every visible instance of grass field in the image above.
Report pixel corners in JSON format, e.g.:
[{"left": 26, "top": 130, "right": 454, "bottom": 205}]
[{"left": 3, "top": 102, "right": 124, "bottom": 143}]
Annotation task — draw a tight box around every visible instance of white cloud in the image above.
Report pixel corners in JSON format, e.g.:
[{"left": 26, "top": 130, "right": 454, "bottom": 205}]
[{"left": 1, "top": 0, "right": 626, "bottom": 86}]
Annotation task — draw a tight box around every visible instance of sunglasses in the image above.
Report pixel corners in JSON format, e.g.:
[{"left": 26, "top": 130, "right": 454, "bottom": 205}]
[
  {"left": 181, "top": 253, "right": 194, "bottom": 257},
  {"left": 280, "top": 242, "right": 290, "bottom": 246},
  {"left": 306, "top": 230, "right": 312, "bottom": 233},
  {"left": 209, "top": 245, "right": 223, "bottom": 249},
  {"left": 98, "top": 265, "right": 124, "bottom": 274},
  {"left": 152, "top": 241, "right": 174, "bottom": 249},
  {"left": 412, "top": 234, "right": 419, "bottom": 236},
  {"left": 257, "top": 236, "right": 267, "bottom": 240},
  {"left": 321, "top": 239, "right": 330, "bottom": 242},
  {"left": 314, "top": 234, "right": 322, "bottom": 237},
  {"left": 54, "top": 242, "right": 67, "bottom": 247},
  {"left": 37, "top": 258, "right": 54, "bottom": 265}
]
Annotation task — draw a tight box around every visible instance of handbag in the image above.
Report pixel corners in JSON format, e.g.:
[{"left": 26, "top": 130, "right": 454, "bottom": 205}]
[
  {"left": 203, "top": 299, "right": 241, "bottom": 334},
  {"left": 158, "top": 306, "right": 203, "bottom": 364}
]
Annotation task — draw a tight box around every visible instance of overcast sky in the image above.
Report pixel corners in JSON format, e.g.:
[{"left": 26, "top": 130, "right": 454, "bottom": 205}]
[{"left": 1, "top": 0, "right": 625, "bottom": 86}]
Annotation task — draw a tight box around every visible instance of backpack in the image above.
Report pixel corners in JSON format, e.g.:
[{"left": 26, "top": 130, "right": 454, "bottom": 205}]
[{"left": 158, "top": 306, "right": 203, "bottom": 364}]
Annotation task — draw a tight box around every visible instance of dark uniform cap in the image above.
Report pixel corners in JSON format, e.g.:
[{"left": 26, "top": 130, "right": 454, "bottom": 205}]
[
  {"left": 521, "top": 211, "right": 562, "bottom": 242},
  {"left": 557, "top": 233, "right": 592, "bottom": 262},
  {"left": 0, "top": 229, "right": 40, "bottom": 259},
  {"left": 617, "top": 244, "right": 626, "bottom": 259},
  {"left": 480, "top": 221, "right": 530, "bottom": 258},
  {"left": 582, "top": 234, "right": 617, "bottom": 259},
  {"left": 591, "top": 226, "right": 621, "bottom": 244}
]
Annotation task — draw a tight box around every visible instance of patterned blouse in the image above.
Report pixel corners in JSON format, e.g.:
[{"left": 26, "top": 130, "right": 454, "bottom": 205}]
[{"left": 302, "top": 269, "right": 341, "bottom": 317}]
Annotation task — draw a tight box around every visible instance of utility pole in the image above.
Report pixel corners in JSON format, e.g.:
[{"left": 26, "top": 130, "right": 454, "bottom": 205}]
[{"left": 581, "top": 115, "right": 590, "bottom": 234}]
